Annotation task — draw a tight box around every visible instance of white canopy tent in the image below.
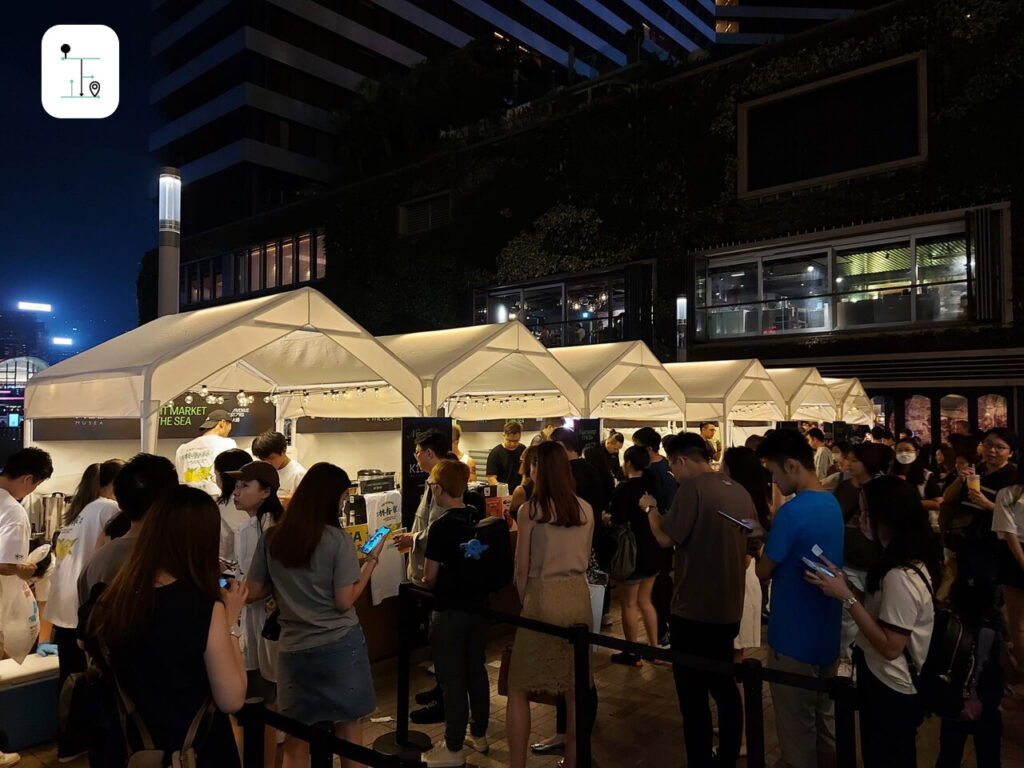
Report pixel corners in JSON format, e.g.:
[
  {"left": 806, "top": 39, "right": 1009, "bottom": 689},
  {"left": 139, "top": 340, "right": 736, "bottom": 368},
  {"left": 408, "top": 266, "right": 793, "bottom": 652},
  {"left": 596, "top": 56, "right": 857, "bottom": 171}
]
[
  {"left": 663, "top": 359, "right": 786, "bottom": 447},
  {"left": 24, "top": 288, "right": 424, "bottom": 450},
  {"left": 824, "top": 377, "right": 875, "bottom": 425},
  {"left": 766, "top": 367, "right": 838, "bottom": 423},
  {"left": 550, "top": 341, "right": 686, "bottom": 421},
  {"left": 378, "top": 322, "right": 586, "bottom": 420}
]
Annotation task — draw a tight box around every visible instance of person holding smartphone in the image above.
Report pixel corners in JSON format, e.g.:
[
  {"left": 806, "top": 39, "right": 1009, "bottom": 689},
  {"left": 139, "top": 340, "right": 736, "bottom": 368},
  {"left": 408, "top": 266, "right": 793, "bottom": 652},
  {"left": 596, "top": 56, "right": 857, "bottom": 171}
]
[
  {"left": 805, "top": 476, "right": 938, "bottom": 767},
  {"left": 244, "top": 463, "right": 384, "bottom": 768}
]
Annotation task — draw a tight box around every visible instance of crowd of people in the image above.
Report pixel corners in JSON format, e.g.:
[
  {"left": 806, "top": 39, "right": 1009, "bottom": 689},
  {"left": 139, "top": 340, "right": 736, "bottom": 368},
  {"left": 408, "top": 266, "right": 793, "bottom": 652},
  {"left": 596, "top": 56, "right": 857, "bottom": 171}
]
[{"left": 0, "top": 413, "right": 1020, "bottom": 768}]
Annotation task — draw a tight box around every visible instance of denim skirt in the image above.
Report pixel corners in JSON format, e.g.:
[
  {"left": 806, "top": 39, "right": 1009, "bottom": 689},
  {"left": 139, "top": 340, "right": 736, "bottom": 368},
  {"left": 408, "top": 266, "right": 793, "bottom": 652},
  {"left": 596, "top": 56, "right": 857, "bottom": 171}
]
[{"left": 277, "top": 625, "right": 376, "bottom": 725}]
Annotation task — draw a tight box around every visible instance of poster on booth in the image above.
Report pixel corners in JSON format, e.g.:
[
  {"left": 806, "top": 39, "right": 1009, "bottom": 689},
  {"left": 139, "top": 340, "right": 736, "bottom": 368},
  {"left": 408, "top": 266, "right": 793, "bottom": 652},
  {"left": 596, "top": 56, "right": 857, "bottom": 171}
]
[{"left": 400, "top": 418, "right": 452, "bottom": 529}]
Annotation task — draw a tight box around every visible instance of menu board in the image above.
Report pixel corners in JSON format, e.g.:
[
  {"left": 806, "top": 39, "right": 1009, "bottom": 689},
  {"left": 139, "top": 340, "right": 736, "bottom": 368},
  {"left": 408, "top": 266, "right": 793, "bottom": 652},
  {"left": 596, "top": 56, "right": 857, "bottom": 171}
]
[
  {"left": 573, "top": 419, "right": 602, "bottom": 452},
  {"left": 156, "top": 392, "right": 274, "bottom": 438},
  {"left": 400, "top": 417, "right": 452, "bottom": 529}
]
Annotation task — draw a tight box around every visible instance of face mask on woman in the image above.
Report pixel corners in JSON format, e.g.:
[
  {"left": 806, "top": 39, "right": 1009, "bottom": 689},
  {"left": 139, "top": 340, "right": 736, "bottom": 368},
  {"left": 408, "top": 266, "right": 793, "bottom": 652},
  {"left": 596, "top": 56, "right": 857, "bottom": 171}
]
[{"left": 895, "top": 451, "right": 917, "bottom": 465}]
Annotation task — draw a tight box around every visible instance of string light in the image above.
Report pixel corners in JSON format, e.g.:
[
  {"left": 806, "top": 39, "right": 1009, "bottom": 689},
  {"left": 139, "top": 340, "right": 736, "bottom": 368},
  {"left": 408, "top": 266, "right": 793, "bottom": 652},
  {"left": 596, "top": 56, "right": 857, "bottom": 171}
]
[
  {"left": 199, "top": 385, "right": 209, "bottom": 397},
  {"left": 184, "top": 394, "right": 193, "bottom": 404}
]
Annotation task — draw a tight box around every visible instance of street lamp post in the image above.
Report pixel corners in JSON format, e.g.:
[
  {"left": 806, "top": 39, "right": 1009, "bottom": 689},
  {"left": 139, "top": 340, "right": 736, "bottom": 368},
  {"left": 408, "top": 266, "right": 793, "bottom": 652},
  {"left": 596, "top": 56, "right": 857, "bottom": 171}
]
[{"left": 158, "top": 167, "right": 181, "bottom": 317}]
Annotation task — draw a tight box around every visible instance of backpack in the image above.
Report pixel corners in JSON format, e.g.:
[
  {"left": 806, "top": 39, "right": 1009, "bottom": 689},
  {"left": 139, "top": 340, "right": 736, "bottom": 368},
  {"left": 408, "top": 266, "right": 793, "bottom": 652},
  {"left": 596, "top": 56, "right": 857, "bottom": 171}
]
[
  {"left": 446, "top": 513, "right": 512, "bottom": 594},
  {"left": 609, "top": 524, "right": 637, "bottom": 582},
  {"left": 903, "top": 564, "right": 976, "bottom": 717}
]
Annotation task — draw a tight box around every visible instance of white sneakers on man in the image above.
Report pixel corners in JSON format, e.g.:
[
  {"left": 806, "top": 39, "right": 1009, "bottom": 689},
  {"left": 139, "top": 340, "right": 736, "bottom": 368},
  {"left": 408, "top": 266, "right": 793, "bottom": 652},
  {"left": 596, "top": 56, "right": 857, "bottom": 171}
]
[
  {"left": 421, "top": 743, "right": 465, "bottom": 767},
  {"left": 465, "top": 732, "right": 489, "bottom": 754},
  {"left": 0, "top": 752, "right": 20, "bottom": 767}
]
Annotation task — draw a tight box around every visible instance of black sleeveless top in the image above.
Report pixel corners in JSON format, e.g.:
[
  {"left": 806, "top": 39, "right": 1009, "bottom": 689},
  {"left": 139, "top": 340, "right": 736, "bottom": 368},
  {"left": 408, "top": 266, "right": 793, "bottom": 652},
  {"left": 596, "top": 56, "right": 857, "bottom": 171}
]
[{"left": 111, "top": 581, "right": 240, "bottom": 766}]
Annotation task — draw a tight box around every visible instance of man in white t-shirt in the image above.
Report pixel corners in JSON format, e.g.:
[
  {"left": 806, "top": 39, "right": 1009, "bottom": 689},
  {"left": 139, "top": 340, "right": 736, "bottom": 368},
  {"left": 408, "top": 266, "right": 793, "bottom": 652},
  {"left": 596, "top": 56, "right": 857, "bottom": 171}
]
[
  {"left": 175, "top": 409, "right": 237, "bottom": 496},
  {"left": 251, "top": 429, "right": 306, "bottom": 498},
  {"left": 0, "top": 447, "right": 54, "bottom": 768},
  {"left": 806, "top": 427, "right": 833, "bottom": 481}
]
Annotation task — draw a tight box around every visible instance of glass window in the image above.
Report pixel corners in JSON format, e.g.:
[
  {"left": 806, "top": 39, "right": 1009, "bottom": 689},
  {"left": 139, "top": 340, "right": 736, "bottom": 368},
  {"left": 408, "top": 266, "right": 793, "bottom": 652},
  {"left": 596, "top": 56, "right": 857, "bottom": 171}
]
[
  {"left": 916, "top": 234, "right": 968, "bottom": 322},
  {"left": 179, "top": 265, "right": 188, "bottom": 307},
  {"left": 265, "top": 242, "right": 278, "bottom": 288},
  {"left": 315, "top": 234, "right": 326, "bottom": 279},
  {"left": 978, "top": 394, "right": 1008, "bottom": 432},
  {"left": 676, "top": 295, "right": 687, "bottom": 361},
  {"left": 298, "top": 235, "right": 311, "bottom": 282},
  {"left": 940, "top": 394, "right": 968, "bottom": 443},
  {"left": 835, "top": 241, "right": 912, "bottom": 328},
  {"left": 522, "top": 285, "right": 563, "bottom": 346},
  {"left": 872, "top": 395, "right": 895, "bottom": 435},
  {"left": 189, "top": 263, "right": 200, "bottom": 304},
  {"left": 708, "top": 261, "right": 758, "bottom": 307},
  {"left": 201, "top": 261, "right": 213, "bottom": 301},
  {"left": 281, "top": 239, "right": 295, "bottom": 286},
  {"left": 249, "top": 247, "right": 262, "bottom": 293},
  {"left": 235, "top": 253, "right": 246, "bottom": 296},
  {"left": 904, "top": 395, "right": 931, "bottom": 446},
  {"left": 761, "top": 253, "right": 830, "bottom": 334}
]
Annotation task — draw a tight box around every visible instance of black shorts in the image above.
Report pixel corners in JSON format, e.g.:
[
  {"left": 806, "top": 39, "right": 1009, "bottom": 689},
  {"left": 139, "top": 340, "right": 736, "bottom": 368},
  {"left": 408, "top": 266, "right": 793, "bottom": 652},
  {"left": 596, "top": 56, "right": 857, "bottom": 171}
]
[
  {"left": 246, "top": 669, "right": 277, "bottom": 706},
  {"left": 997, "top": 540, "right": 1024, "bottom": 589}
]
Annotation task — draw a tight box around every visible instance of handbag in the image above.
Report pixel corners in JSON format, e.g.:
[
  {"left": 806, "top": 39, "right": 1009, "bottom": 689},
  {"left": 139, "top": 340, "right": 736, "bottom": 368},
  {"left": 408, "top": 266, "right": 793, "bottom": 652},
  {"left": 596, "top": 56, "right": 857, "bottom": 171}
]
[
  {"left": 608, "top": 523, "right": 637, "bottom": 582},
  {"left": 257, "top": 514, "right": 282, "bottom": 642}
]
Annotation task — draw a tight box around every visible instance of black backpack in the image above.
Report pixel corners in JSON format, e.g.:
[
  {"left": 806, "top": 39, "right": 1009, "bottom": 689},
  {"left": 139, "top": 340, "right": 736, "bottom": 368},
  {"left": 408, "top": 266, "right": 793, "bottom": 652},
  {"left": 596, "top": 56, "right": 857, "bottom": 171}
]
[
  {"left": 446, "top": 514, "right": 513, "bottom": 594},
  {"left": 903, "top": 565, "right": 976, "bottom": 717}
]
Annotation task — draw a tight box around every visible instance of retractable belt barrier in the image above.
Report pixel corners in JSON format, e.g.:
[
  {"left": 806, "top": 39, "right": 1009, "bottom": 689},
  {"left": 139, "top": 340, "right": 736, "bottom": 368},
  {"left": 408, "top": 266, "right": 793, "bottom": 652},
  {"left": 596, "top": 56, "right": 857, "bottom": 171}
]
[{"left": 240, "top": 581, "right": 858, "bottom": 768}]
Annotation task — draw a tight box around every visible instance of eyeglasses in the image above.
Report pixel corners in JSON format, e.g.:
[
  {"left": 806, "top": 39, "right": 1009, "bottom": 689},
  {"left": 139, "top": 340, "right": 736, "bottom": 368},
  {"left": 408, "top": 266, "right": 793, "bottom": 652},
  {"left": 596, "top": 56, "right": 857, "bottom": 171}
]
[{"left": 982, "top": 441, "right": 1011, "bottom": 452}]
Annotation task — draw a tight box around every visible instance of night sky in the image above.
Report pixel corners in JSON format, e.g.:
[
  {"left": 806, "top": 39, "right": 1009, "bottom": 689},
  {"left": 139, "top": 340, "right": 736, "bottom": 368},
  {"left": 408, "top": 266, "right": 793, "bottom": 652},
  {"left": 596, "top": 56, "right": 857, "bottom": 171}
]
[{"left": 2, "top": 2, "right": 155, "bottom": 353}]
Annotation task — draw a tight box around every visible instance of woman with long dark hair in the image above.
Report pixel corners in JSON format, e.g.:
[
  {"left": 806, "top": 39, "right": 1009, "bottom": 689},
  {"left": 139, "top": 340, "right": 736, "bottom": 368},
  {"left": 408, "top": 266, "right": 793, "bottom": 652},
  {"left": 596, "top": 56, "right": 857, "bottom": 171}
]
[
  {"left": 245, "top": 463, "right": 384, "bottom": 768},
  {"left": 893, "top": 439, "right": 942, "bottom": 529},
  {"left": 215, "top": 449, "right": 252, "bottom": 563},
  {"left": 45, "top": 458, "right": 123, "bottom": 761},
  {"left": 506, "top": 441, "right": 594, "bottom": 768},
  {"left": 88, "top": 485, "right": 248, "bottom": 766},
  {"left": 806, "top": 475, "right": 939, "bottom": 767}
]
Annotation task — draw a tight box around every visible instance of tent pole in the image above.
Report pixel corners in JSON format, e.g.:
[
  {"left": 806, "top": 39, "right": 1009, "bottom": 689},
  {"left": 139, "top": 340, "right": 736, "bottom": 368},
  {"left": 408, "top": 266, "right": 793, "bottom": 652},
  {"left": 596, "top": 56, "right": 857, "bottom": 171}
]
[{"left": 140, "top": 402, "right": 160, "bottom": 453}]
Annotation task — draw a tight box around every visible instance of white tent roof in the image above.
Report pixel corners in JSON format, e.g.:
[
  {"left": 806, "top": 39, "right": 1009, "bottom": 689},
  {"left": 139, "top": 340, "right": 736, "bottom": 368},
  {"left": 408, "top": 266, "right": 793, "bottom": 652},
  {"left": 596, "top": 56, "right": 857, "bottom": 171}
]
[
  {"left": 766, "top": 367, "right": 837, "bottom": 422},
  {"left": 550, "top": 342, "right": 685, "bottom": 421},
  {"left": 823, "top": 377, "right": 874, "bottom": 425},
  {"left": 24, "top": 288, "right": 423, "bottom": 431},
  {"left": 379, "top": 322, "right": 585, "bottom": 420},
  {"left": 663, "top": 359, "right": 786, "bottom": 425}
]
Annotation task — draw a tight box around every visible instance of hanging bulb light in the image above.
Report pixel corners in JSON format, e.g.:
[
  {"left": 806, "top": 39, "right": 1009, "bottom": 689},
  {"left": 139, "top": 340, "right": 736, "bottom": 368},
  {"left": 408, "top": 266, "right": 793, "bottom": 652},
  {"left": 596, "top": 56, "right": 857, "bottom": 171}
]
[
  {"left": 184, "top": 393, "right": 193, "bottom": 404},
  {"left": 322, "top": 391, "right": 330, "bottom": 401},
  {"left": 263, "top": 395, "right": 271, "bottom": 404},
  {"left": 237, "top": 390, "right": 246, "bottom": 403},
  {"left": 200, "top": 385, "right": 209, "bottom": 397},
  {"left": 217, "top": 396, "right": 225, "bottom": 405},
  {"left": 271, "top": 394, "right": 280, "bottom": 406},
  {"left": 331, "top": 390, "right": 340, "bottom": 401},
  {"left": 166, "top": 399, "right": 174, "bottom": 407},
  {"left": 302, "top": 391, "right": 310, "bottom": 404}
]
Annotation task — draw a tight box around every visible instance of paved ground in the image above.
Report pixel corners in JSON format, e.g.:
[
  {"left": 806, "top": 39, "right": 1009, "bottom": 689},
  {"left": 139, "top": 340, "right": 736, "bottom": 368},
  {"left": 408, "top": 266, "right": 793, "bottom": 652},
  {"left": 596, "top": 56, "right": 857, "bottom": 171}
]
[{"left": 21, "top": 601, "right": 1024, "bottom": 767}]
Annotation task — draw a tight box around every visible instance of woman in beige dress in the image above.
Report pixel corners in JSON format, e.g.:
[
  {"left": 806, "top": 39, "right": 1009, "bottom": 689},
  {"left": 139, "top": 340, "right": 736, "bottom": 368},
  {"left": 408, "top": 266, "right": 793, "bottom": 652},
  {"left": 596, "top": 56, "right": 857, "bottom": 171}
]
[{"left": 506, "top": 441, "right": 594, "bottom": 768}]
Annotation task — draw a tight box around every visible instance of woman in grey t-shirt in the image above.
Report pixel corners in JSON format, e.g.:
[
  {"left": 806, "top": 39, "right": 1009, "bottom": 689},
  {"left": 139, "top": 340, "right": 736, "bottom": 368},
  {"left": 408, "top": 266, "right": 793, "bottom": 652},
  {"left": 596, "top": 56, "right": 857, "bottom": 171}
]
[{"left": 246, "top": 463, "right": 386, "bottom": 767}]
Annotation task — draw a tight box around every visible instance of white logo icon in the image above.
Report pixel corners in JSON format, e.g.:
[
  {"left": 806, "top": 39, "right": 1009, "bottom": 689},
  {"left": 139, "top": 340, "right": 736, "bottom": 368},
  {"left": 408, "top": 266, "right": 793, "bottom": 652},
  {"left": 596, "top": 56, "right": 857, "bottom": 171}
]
[{"left": 41, "top": 25, "right": 119, "bottom": 119}]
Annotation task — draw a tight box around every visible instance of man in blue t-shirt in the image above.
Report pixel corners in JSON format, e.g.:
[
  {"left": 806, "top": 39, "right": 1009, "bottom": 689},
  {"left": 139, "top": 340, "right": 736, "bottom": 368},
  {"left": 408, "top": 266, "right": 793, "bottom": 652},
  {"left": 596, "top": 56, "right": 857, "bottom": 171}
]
[{"left": 756, "top": 430, "right": 844, "bottom": 768}]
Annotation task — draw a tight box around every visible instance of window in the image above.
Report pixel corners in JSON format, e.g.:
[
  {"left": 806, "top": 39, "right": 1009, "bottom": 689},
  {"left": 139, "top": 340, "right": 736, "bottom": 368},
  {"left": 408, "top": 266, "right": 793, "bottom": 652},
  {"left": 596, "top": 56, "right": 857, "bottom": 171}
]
[
  {"left": 265, "top": 242, "right": 278, "bottom": 289},
  {"left": 739, "top": 54, "right": 926, "bottom": 195},
  {"left": 940, "top": 394, "right": 968, "bottom": 443},
  {"left": 695, "top": 222, "right": 973, "bottom": 341},
  {"left": 315, "top": 234, "right": 326, "bottom": 279},
  {"left": 399, "top": 192, "right": 451, "bottom": 236},
  {"left": 281, "top": 239, "right": 295, "bottom": 286},
  {"left": 716, "top": 20, "right": 739, "bottom": 33},
  {"left": 249, "top": 247, "right": 261, "bottom": 293},
  {"left": 904, "top": 395, "right": 931, "bottom": 445},
  {"left": 298, "top": 235, "right": 312, "bottom": 282},
  {"left": 978, "top": 394, "right": 1007, "bottom": 431}
]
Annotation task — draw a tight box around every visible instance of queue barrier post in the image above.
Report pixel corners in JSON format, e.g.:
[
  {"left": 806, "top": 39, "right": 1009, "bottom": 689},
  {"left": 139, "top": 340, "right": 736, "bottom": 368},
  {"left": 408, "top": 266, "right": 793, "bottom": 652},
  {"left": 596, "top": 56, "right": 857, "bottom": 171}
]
[
  {"left": 373, "top": 581, "right": 433, "bottom": 758},
  {"left": 238, "top": 699, "right": 266, "bottom": 768},
  {"left": 571, "top": 622, "right": 593, "bottom": 768},
  {"left": 831, "top": 674, "right": 858, "bottom": 768},
  {"left": 740, "top": 658, "right": 766, "bottom": 768},
  {"left": 309, "top": 722, "right": 336, "bottom": 768}
]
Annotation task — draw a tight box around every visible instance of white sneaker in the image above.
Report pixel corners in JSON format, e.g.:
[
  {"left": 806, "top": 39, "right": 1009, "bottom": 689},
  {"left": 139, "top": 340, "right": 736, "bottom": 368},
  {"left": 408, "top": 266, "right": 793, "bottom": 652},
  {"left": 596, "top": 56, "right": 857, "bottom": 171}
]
[
  {"left": 0, "top": 752, "right": 20, "bottom": 767},
  {"left": 421, "top": 743, "right": 465, "bottom": 767},
  {"left": 465, "top": 732, "right": 489, "bottom": 754}
]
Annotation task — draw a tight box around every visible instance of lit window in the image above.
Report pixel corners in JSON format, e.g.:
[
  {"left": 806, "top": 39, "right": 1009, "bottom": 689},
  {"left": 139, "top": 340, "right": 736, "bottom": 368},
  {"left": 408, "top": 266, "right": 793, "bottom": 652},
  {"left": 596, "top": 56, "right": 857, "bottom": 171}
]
[
  {"left": 315, "top": 234, "right": 326, "bottom": 279},
  {"left": 249, "top": 248, "right": 261, "bottom": 292},
  {"left": 715, "top": 21, "right": 739, "bottom": 33},
  {"left": 281, "top": 239, "right": 295, "bottom": 286},
  {"left": 266, "top": 242, "right": 278, "bottom": 288},
  {"left": 298, "top": 235, "right": 312, "bottom": 282}
]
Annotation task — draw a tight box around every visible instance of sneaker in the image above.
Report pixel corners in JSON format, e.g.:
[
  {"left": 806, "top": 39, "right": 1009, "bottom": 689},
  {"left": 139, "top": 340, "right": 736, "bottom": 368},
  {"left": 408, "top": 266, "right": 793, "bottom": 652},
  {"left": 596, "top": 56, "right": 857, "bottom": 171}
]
[
  {"left": 658, "top": 630, "right": 671, "bottom": 646},
  {"left": 610, "top": 651, "right": 642, "bottom": 667},
  {"left": 415, "top": 685, "right": 441, "bottom": 705},
  {"left": 421, "top": 743, "right": 465, "bottom": 767},
  {"left": 57, "top": 750, "right": 88, "bottom": 764},
  {"left": 836, "top": 660, "right": 854, "bottom": 679},
  {"left": 465, "top": 732, "right": 489, "bottom": 754},
  {"left": 601, "top": 612, "right": 614, "bottom": 628},
  {"left": 410, "top": 701, "right": 446, "bottom": 724},
  {"left": 0, "top": 753, "right": 19, "bottom": 767}
]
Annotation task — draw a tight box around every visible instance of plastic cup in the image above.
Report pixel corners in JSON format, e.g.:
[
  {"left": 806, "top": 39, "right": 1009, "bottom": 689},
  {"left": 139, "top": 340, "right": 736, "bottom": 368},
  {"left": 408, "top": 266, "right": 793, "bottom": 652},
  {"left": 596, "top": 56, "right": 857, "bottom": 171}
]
[{"left": 966, "top": 475, "right": 981, "bottom": 492}]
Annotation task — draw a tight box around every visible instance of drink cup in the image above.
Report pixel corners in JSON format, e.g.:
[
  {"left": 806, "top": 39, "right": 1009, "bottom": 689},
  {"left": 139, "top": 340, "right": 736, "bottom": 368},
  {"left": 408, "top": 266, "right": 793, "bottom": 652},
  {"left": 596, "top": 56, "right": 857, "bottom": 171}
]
[{"left": 966, "top": 475, "right": 981, "bottom": 492}]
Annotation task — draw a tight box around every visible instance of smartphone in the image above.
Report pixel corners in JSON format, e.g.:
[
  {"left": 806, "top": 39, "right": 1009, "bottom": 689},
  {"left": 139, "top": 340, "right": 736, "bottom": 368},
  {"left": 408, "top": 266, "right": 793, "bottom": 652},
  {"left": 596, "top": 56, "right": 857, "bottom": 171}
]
[
  {"left": 801, "top": 557, "right": 836, "bottom": 579},
  {"left": 360, "top": 525, "right": 391, "bottom": 554},
  {"left": 219, "top": 573, "right": 235, "bottom": 588},
  {"left": 716, "top": 509, "right": 754, "bottom": 532}
]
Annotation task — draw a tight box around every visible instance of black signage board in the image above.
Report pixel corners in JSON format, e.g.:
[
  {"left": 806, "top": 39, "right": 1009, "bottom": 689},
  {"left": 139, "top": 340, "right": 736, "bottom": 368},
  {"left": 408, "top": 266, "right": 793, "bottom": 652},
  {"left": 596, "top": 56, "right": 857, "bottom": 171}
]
[
  {"left": 400, "top": 417, "right": 452, "bottom": 529},
  {"left": 573, "top": 418, "right": 602, "bottom": 452},
  {"left": 157, "top": 392, "right": 274, "bottom": 438},
  {"left": 34, "top": 418, "right": 139, "bottom": 441},
  {"left": 295, "top": 417, "right": 399, "bottom": 434}
]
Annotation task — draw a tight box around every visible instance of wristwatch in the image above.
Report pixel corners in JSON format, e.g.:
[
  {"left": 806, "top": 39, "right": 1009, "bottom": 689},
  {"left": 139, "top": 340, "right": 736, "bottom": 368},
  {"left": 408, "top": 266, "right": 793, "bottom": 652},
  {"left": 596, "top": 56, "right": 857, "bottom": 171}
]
[
  {"left": 645, "top": 505, "right": 656, "bottom": 514},
  {"left": 842, "top": 596, "right": 858, "bottom": 611}
]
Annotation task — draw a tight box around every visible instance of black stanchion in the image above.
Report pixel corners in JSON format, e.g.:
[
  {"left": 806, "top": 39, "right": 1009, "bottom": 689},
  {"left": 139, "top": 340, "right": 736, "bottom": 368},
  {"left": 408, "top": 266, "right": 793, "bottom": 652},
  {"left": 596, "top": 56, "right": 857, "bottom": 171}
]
[
  {"left": 374, "top": 582, "right": 433, "bottom": 759},
  {"left": 741, "top": 658, "right": 766, "bottom": 768},
  {"left": 239, "top": 699, "right": 267, "bottom": 768},
  {"left": 571, "top": 623, "right": 593, "bottom": 768},
  {"left": 831, "top": 674, "right": 858, "bottom": 768},
  {"left": 309, "top": 722, "right": 336, "bottom": 768}
]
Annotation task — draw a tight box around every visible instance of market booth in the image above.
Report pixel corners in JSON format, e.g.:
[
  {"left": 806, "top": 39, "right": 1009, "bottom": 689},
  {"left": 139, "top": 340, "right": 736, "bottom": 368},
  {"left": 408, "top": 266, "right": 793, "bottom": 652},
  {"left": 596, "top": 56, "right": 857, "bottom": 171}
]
[
  {"left": 663, "top": 359, "right": 786, "bottom": 448},
  {"left": 765, "top": 367, "right": 838, "bottom": 424},
  {"left": 824, "top": 377, "right": 875, "bottom": 426}
]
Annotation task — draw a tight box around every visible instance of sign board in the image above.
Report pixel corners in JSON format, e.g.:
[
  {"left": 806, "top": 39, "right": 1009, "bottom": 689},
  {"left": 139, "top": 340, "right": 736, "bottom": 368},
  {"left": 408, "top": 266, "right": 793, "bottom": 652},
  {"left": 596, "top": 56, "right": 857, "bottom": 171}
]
[
  {"left": 400, "top": 417, "right": 452, "bottom": 529},
  {"left": 573, "top": 419, "right": 602, "bottom": 451},
  {"left": 157, "top": 393, "right": 274, "bottom": 438},
  {"left": 295, "top": 417, "right": 399, "bottom": 434}
]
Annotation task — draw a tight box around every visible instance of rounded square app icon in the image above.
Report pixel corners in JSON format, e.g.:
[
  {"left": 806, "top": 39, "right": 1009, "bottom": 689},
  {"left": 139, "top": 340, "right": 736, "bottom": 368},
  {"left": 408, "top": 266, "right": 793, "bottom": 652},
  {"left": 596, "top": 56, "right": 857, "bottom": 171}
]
[{"left": 42, "top": 25, "right": 119, "bottom": 119}]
